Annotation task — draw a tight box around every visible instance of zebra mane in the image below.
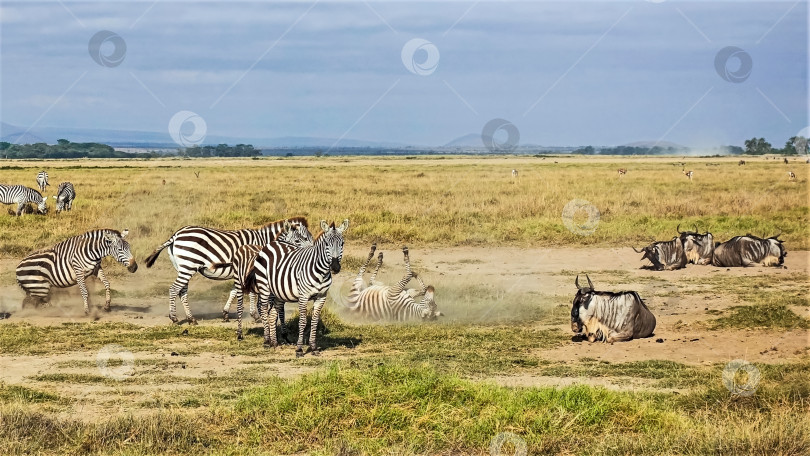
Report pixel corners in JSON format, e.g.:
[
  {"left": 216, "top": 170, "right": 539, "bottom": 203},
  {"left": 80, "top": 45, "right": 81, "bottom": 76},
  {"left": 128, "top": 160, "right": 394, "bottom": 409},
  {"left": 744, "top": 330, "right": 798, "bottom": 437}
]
[{"left": 261, "top": 216, "right": 309, "bottom": 229}]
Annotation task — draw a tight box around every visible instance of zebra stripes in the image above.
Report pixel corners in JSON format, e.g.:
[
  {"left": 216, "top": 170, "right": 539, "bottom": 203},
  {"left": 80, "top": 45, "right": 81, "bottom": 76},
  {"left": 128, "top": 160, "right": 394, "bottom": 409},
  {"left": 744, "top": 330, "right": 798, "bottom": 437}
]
[
  {"left": 0, "top": 184, "right": 47, "bottom": 215},
  {"left": 16, "top": 229, "right": 137, "bottom": 313},
  {"left": 246, "top": 219, "right": 348, "bottom": 356},
  {"left": 36, "top": 171, "right": 49, "bottom": 192},
  {"left": 53, "top": 182, "right": 76, "bottom": 213},
  {"left": 144, "top": 217, "right": 312, "bottom": 325},
  {"left": 345, "top": 244, "right": 440, "bottom": 322}
]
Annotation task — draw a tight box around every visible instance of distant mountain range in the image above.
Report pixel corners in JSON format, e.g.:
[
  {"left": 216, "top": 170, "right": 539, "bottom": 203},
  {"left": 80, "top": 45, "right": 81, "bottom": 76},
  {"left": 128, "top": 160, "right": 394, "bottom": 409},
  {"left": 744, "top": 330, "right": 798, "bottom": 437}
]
[{"left": 1, "top": 121, "right": 688, "bottom": 151}]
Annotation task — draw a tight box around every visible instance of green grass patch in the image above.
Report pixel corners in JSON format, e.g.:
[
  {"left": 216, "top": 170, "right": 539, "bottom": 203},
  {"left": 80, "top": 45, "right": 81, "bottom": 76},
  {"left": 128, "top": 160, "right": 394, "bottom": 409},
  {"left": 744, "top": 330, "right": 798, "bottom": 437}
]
[{"left": 710, "top": 303, "right": 810, "bottom": 330}]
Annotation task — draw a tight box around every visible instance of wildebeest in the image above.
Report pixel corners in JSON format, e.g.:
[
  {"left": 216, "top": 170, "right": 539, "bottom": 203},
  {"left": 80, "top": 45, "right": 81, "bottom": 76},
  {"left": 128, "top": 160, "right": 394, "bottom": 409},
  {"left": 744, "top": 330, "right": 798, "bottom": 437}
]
[
  {"left": 570, "top": 275, "right": 656, "bottom": 343},
  {"left": 633, "top": 237, "right": 687, "bottom": 270},
  {"left": 676, "top": 224, "right": 714, "bottom": 265},
  {"left": 711, "top": 234, "right": 787, "bottom": 268},
  {"left": 738, "top": 160, "right": 746, "bottom": 166},
  {"left": 784, "top": 158, "right": 789, "bottom": 164}
]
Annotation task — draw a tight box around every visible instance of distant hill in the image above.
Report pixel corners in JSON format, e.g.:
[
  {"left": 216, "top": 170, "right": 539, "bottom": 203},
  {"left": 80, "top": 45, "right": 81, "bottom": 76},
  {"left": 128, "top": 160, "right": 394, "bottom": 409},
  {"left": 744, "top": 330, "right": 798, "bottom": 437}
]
[
  {"left": 444, "top": 133, "right": 484, "bottom": 148},
  {"left": 622, "top": 140, "right": 687, "bottom": 149}
]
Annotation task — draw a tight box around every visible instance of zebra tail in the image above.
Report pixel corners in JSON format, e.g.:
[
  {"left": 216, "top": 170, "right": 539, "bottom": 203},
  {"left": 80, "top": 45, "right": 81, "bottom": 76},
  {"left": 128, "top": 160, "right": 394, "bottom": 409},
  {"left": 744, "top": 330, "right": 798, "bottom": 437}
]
[
  {"left": 243, "top": 268, "right": 257, "bottom": 295},
  {"left": 209, "top": 262, "right": 231, "bottom": 270},
  {"left": 144, "top": 238, "right": 173, "bottom": 268}
]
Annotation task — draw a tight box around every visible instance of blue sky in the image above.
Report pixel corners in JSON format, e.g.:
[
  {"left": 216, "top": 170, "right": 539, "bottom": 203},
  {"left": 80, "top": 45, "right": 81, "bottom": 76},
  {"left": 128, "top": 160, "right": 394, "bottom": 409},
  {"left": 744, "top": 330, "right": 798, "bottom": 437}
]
[{"left": 1, "top": 1, "right": 807, "bottom": 148}]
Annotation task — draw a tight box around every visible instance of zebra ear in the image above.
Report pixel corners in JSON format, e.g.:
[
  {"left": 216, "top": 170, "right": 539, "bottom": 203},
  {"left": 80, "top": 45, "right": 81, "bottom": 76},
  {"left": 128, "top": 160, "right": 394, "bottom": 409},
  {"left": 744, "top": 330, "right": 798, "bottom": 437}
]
[
  {"left": 121, "top": 229, "right": 129, "bottom": 238},
  {"left": 320, "top": 220, "right": 329, "bottom": 232},
  {"left": 337, "top": 219, "right": 349, "bottom": 233},
  {"left": 283, "top": 220, "right": 292, "bottom": 231}
]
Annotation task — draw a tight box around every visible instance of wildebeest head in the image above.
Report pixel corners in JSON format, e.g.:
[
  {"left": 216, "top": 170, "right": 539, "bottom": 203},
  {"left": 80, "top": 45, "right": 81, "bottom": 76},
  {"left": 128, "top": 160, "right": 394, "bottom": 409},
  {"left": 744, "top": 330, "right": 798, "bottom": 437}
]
[
  {"left": 677, "top": 224, "right": 713, "bottom": 264},
  {"left": 571, "top": 274, "right": 595, "bottom": 333},
  {"left": 766, "top": 233, "right": 788, "bottom": 265},
  {"left": 632, "top": 243, "right": 664, "bottom": 270}
]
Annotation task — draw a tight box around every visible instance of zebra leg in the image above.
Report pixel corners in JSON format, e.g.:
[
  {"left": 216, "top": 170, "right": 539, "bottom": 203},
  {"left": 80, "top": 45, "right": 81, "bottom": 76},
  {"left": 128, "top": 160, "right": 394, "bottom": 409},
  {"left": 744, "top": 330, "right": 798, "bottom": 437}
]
[
  {"left": 308, "top": 295, "right": 328, "bottom": 355},
  {"left": 222, "top": 286, "right": 237, "bottom": 321},
  {"left": 236, "top": 287, "right": 244, "bottom": 340},
  {"left": 276, "top": 300, "right": 288, "bottom": 343},
  {"left": 168, "top": 281, "right": 185, "bottom": 323},
  {"left": 96, "top": 267, "right": 112, "bottom": 311},
  {"left": 179, "top": 285, "right": 197, "bottom": 325},
  {"left": 295, "top": 296, "right": 309, "bottom": 357},
  {"left": 249, "top": 293, "right": 261, "bottom": 322},
  {"left": 75, "top": 269, "right": 91, "bottom": 315},
  {"left": 15, "top": 202, "right": 24, "bottom": 217},
  {"left": 387, "top": 246, "right": 414, "bottom": 300},
  {"left": 369, "top": 251, "right": 384, "bottom": 284}
]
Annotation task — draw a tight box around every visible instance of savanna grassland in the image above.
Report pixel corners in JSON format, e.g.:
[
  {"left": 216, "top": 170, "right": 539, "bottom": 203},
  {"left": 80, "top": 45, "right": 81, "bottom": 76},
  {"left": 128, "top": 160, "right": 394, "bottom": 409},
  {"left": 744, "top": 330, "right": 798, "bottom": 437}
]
[{"left": 0, "top": 155, "right": 809, "bottom": 455}]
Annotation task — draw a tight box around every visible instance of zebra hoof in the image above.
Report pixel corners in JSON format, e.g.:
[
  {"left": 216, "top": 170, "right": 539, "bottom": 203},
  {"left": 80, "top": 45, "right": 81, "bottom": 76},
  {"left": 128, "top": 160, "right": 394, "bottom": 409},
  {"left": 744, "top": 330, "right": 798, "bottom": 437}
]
[
  {"left": 309, "top": 348, "right": 320, "bottom": 356},
  {"left": 188, "top": 318, "right": 198, "bottom": 326},
  {"left": 222, "top": 311, "right": 230, "bottom": 322},
  {"left": 103, "top": 305, "right": 111, "bottom": 312},
  {"left": 237, "top": 332, "right": 243, "bottom": 341},
  {"left": 295, "top": 349, "right": 304, "bottom": 358}
]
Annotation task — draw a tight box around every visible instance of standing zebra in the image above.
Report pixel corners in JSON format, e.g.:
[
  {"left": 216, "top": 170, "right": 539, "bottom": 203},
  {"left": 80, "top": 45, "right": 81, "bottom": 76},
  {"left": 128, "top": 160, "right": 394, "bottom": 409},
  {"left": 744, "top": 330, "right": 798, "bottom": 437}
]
[
  {"left": 344, "top": 244, "right": 440, "bottom": 322},
  {"left": 0, "top": 184, "right": 48, "bottom": 215},
  {"left": 246, "top": 220, "right": 348, "bottom": 356},
  {"left": 16, "top": 229, "right": 137, "bottom": 314},
  {"left": 36, "top": 171, "right": 49, "bottom": 192},
  {"left": 218, "top": 220, "right": 315, "bottom": 329},
  {"left": 53, "top": 182, "right": 76, "bottom": 213},
  {"left": 144, "top": 217, "right": 312, "bottom": 325}
]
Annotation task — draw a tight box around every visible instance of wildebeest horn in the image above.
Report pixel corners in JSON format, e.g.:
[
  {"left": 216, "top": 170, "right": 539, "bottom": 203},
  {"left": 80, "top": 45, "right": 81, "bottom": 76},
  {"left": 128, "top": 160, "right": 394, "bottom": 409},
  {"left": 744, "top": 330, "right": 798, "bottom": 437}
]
[
  {"left": 676, "top": 224, "right": 683, "bottom": 234},
  {"left": 632, "top": 246, "right": 644, "bottom": 253},
  {"left": 771, "top": 229, "right": 782, "bottom": 239},
  {"left": 693, "top": 224, "right": 698, "bottom": 234},
  {"left": 586, "top": 274, "right": 594, "bottom": 290},
  {"left": 575, "top": 275, "right": 581, "bottom": 289}
]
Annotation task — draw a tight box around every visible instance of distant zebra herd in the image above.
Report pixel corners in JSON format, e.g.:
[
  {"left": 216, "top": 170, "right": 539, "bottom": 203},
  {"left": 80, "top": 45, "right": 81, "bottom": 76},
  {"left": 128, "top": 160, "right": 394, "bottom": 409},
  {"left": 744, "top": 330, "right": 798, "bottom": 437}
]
[{"left": 1, "top": 171, "right": 76, "bottom": 216}]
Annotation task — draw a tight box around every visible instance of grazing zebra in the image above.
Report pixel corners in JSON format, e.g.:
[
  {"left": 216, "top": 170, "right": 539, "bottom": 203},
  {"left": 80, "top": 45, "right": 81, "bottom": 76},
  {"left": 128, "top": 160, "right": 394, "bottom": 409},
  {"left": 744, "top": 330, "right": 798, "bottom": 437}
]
[
  {"left": 217, "top": 220, "right": 315, "bottom": 333},
  {"left": 246, "top": 220, "right": 348, "bottom": 356},
  {"left": 0, "top": 184, "right": 47, "bottom": 215},
  {"left": 344, "top": 244, "right": 440, "bottom": 322},
  {"left": 16, "top": 229, "right": 137, "bottom": 314},
  {"left": 682, "top": 169, "right": 694, "bottom": 181},
  {"left": 617, "top": 168, "right": 627, "bottom": 177},
  {"left": 788, "top": 171, "right": 796, "bottom": 181},
  {"left": 53, "top": 182, "right": 76, "bottom": 213},
  {"left": 36, "top": 171, "right": 49, "bottom": 192},
  {"left": 144, "top": 217, "right": 312, "bottom": 325}
]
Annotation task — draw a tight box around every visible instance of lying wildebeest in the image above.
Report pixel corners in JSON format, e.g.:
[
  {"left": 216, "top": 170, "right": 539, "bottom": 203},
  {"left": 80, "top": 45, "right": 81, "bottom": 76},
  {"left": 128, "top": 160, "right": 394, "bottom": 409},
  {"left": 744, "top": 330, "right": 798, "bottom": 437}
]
[
  {"left": 676, "top": 224, "right": 714, "bottom": 265},
  {"left": 633, "top": 237, "right": 687, "bottom": 270},
  {"left": 571, "top": 275, "right": 656, "bottom": 343},
  {"left": 711, "top": 234, "right": 787, "bottom": 268}
]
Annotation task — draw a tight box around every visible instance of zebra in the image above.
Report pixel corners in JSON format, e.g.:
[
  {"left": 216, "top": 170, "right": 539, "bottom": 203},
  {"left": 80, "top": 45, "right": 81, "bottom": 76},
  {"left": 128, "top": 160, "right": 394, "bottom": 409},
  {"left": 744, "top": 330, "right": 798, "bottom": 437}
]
[
  {"left": 0, "top": 184, "right": 48, "bottom": 215},
  {"left": 16, "top": 229, "right": 137, "bottom": 314},
  {"left": 52, "top": 182, "right": 76, "bottom": 213},
  {"left": 217, "top": 220, "right": 315, "bottom": 331},
  {"left": 344, "top": 244, "right": 440, "bottom": 322},
  {"left": 36, "top": 171, "right": 49, "bottom": 192},
  {"left": 617, "top": 168, "right": 627, "bottom": 177},
  {"left": 245, "top": 219, "right": 348, "bottom": 356},
  {"left": 144, "top": 217, "right": 312, "bottom": 325},
  {"left": 788, "top": 171, "right": 796, "bottom": 181}
]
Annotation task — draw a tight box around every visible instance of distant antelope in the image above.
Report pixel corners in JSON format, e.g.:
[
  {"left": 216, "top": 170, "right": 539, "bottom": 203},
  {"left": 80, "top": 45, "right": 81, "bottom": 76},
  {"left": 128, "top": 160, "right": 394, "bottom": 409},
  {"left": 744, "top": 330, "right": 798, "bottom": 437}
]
[
  {"left": 784, "top": 158, "right": 789, "bottom": 165},
  {"left": 162, "top": 179, "right": 166, "bottom": 185},
  {"left": 617, "top": 168, "right": 627, "bottom": 177},
  {"left": 511, "top": 169, "right": 518, "bottom": 183},
  {"left": 788, "top": 171, "right": 796, "bottom": 181},
  {"left": 738, "top": 160, "right": 746, "bottom": 166},
  {"left": 682, "top": 168, "right": 693, "bottom": 181},
  {"left": 194, "top": 171, "right": 200, "bottom": 179}
]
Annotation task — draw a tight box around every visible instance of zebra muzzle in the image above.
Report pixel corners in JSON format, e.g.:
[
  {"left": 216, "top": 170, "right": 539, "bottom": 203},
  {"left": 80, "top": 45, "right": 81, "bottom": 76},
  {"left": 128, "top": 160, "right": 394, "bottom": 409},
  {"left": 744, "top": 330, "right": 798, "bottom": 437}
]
[
  {"left": 330, "top": 259, "right": 341, "bottom": 274},
  {"left": 127, "top": 261, "right": 139, "bottom": 273}
]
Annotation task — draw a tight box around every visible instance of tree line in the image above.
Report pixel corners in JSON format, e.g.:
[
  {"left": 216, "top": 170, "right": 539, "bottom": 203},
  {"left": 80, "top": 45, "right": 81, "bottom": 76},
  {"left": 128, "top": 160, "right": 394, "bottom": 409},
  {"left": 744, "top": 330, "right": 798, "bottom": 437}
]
[{"left": 0, "top": 140, "right": 259, "bottom": 159}]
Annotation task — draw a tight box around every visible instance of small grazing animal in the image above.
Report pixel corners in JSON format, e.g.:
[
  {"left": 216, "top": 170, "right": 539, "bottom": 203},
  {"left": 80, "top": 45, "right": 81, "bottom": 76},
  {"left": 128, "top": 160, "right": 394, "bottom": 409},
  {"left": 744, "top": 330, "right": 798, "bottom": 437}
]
[
  {"left": 194, "top": 171, "right": 200, "bottom": 179},
  {"left": 784, "top": 158, "right": 789, "bottom": 164},
  {"left": 682, "top": 169, "right": 694, "bottom": 181},
  {"left": 788, "top": 171, "right": 796, "bottom": 181},
  {"left": 738, "top": 160, "right": 746, "bottom": 166},
  {"left": 617, "top": 168, "right": 627, "bottom": 177}
]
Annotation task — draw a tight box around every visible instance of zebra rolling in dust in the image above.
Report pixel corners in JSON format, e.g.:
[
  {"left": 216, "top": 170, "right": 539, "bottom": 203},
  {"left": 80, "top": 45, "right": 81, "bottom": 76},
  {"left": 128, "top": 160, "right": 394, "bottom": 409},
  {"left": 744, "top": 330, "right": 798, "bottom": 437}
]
[{"left": 344, "top": 244, "right": 441, "bottom": 322}]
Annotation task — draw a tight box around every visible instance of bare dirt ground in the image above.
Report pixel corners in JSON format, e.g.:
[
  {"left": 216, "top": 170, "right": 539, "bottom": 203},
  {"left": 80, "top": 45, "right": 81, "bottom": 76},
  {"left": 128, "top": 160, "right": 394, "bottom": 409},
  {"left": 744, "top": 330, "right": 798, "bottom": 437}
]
[{"left": 1, "top": 246, "right": 808, "bottom": 402}]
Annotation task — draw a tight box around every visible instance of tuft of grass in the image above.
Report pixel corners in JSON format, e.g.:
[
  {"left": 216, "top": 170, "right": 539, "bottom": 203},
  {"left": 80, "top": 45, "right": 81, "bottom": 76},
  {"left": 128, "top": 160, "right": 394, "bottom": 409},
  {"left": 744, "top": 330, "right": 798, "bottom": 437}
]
[
  {"left": 0, "top": 384, "right": 61, "bottom": 404},
  {"left": 710, "top": 303, "right": 810, "bottom": 330}
]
